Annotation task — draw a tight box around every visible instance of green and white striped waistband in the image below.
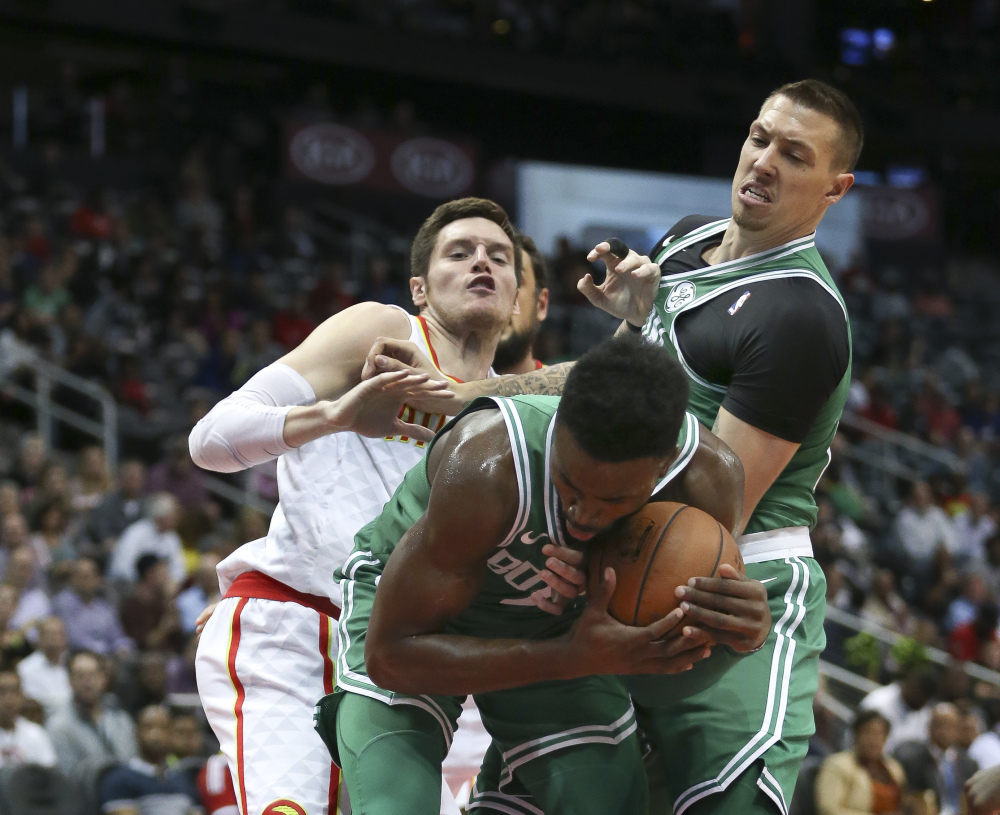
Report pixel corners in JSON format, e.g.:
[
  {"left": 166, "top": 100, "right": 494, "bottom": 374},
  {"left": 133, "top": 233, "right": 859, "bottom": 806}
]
[{"left": 738, "top": 527, "right": 813, "bottom": 564}]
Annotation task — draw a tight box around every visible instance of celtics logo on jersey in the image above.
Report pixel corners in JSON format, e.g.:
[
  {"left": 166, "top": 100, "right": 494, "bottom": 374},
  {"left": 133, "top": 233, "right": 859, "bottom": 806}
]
[{"left": 665, "top": 280, "right": 696, "bottom": 312}]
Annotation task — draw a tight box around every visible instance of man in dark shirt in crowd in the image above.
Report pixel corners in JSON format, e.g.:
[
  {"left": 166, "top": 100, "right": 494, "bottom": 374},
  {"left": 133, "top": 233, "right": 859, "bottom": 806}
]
[
  {"left": 120, "top": 555, "right": 182, "bottom": 652},
  {"left": 100, "top": 706, "right": 202, "bottom": 815},
  {"left": 85, "top": 460, "right": 147, "bottom": 566}
]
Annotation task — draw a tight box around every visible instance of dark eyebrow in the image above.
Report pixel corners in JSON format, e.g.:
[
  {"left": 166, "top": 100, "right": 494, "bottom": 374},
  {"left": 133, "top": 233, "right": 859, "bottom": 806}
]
[
  {"left": 752, "top": 122, "right": 816, "bottom": 155},
  {"left": 443, "top": 238, "right": 513, "bottom": 255}
]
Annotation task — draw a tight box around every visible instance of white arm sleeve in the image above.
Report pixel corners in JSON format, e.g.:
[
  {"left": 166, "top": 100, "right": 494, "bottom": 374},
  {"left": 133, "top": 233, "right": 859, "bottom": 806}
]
[{"left": 188, "top": 362, "right": 317, "bottom": 473}]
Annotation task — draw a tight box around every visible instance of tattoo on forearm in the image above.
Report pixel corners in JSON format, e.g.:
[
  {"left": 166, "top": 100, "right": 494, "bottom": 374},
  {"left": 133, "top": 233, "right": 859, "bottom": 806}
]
[{"left": 493, "top": 362, "right": 575, "bottom": 397}]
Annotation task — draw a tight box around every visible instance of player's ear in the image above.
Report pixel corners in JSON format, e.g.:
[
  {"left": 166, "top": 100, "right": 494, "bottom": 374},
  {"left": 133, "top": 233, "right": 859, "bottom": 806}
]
[
  {"left": 656, "top": 446, "right": 679, "bottom": 479},
  {"left": 536, "top": 288, "right": 550, "bottom": 322},
  {"left": 410, "top": 276, "right": 427, "bottom": 307},
  {"left": 825, "top": 172, "right": 854, "bottom": 206}
]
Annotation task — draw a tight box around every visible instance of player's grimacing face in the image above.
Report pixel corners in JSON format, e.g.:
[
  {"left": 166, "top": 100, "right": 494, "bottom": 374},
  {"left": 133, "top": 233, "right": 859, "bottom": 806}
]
[
  {"left": 413, "top": 217, "right": 518, "bottom": 331},
  {"left": 731, "top": 95, "right": 853, "bottom": 235},
  {"left": 550, "top": 423, "right": 669, "bottom": 542}
]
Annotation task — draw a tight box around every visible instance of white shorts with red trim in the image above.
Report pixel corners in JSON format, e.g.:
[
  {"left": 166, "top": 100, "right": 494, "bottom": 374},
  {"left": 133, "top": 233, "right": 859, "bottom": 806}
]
[{"left": 196, "top": 595, "right": 345, "bottom": 815}]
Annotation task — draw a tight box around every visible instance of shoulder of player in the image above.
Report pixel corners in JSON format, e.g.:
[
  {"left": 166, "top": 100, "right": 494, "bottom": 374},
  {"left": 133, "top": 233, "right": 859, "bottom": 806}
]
[
  {"left": 686, "top": 428, "right": 743, "bottom": 489},
  {"left": 278, "top": 302, "right": 413, "bottom": 396},
  {"left": 425, "top": 409, "right": 520, "bottom": 543},
  {"left": 681, "top": 428, "right": 744, "bottom": 531},
  {"left": 650, "top": 214, "right": 724, "bottom": 254},
  {"left": 428, "top": 407, "right": 517, "bottom": 490},
  {"left": 309, "top": 302, "right": 412, "bottom": 348}
]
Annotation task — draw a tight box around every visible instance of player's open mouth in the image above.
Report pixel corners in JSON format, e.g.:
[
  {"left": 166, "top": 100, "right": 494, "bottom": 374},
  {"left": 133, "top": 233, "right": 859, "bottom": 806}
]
[
  {"left": 564, "top": 518, "right": 597, "bottom": 541},
  {"left": 739, "top": 182, "right": 772, "bottom": 204},
  {"left": 468, "top": 275, "right": 496, "bottom": 293}
]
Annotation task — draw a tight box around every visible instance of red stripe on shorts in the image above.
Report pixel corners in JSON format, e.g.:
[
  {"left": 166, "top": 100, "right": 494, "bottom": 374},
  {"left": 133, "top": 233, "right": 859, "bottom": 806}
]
[
  {"left": 319, "top": 613, "right": 340, "bottom": 814},
  {"left": 228, "top": 597, "right": 250, "bottom": 815}
]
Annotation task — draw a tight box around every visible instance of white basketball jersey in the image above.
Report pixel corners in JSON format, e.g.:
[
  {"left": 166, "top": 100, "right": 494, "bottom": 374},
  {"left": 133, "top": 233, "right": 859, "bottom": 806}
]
[{"left": 217, "top": 311, "right": 485, "bottom": 606}]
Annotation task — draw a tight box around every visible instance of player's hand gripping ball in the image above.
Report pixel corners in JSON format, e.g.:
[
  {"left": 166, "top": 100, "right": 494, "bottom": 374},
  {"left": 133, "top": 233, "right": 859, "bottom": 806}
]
[{"left": 587, "top": 502, "right": 744, "bottom": 626}]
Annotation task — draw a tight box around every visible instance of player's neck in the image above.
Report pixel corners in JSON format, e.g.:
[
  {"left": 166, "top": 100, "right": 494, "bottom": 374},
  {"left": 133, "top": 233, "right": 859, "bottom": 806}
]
[
  {"left": 493, "top": 354, "right": 538, "bottom": 376},
  {"left": 420, "top": 311, "right": 499, "bottom": 381},
  {"left": 705, "top": 220, "right": 818, "bottom": 265}
]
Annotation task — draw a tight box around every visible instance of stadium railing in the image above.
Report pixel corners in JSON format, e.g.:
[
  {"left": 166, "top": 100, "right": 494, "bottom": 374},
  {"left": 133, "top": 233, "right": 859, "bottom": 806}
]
[
  {"left": 1, "top": 357, "right": 276, "bottom": 515},
  {"left": 2, "top": 354, "right": 119, "bottom": 470}
]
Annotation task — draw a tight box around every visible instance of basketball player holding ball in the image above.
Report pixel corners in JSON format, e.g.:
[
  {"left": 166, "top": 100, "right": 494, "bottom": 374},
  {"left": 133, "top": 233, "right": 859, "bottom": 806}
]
[
  {"left": 579, "top": 79, "right": 859, "bottom": 814},
  {"left": 315, "top": 337, "right": 769, "bottom": 815}
]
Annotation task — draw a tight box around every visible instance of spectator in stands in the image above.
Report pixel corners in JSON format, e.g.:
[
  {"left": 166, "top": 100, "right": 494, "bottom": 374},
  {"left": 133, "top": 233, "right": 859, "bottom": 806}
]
[
  {"left": 167, "top": 711, "right": 206, "bottom": 789},
  {"left": 0, "top": 512, "right": 30, "bottom": 579},
  {"left": 10, "top": 434, "right": 47, "bottom": 499},
  {"left": 168, "top": 712, "right": 204, "bottom": 766},
  {"left": 27, "top": 495, "right": 76, "bottom": 579},
  {"left": 893, "top": 702, "right": 978, "bottom": 815},
  {"left": 5, "top": 545, "right": 52, "bottom": 633},
  {"left": 860, "top": 664, "right": 938, "bottom": 752},
  {"left": 69, "top": 445, "right": 113, "bottom": 513},
  {"left": 0, "top": 585, "right": 31, "bottom": 670},
  {"left": 231, "top": 317, "right": 282, "bottom": 386},
  {"left": 0, "top": 670, "right": 56, "bottom": 767},
  {"left": 815, "top": 710, "right": 910, "bottom": 815},
  {"left": 22, "top": 263, "right": 70, "bottom": 325},
  {"left": 166, "top": 638, "right": 199, "bottom": 696},
  {"left": 119, "top": 555, "right": 182, "bottom": 652},
  {"left": 271, "top": 291, "right": 317, "bottom": 350},
  {"left": 944, "top": 573, "right": 990, "bottom": 633},
  {"left": 85, "top": 459, "right": 147, "bottom": 564},
  {"left": 119, "top": 651, "right": 169, "bottom": 718},
  {"left": 176, "top": 554, "right": 220, "bottom": 635},
  {"left": 860, "top": 569, "right": 914, "bottom": 635},
  {"left": 894, "top": 481, "right": 957, "bottom": 591},
  {"left": 952, "top": 492, "right": 996, "bottom": 567},
  {"left": 16, "top": 616, "right": 71, "bottom": 718},
  {"left": 0, "top": 482, "right": 20, "bottom": 523},
  {"left": 948, "top": 601, "right": 999, "bottom": 665},
  {"left": 99, "top": 706, "right": 201, "bottom": 815},
  {"left": 46, "top": 650, "right": 137, "bottom": 770},
  {"left": 109, "top": 494, "right": 186, "bottom": 585},
  {"left": 310, "top": 260, "right": 357, "bottom": 321},
  {"left": 147, "top": 438, "right": 208, "bottom": 512},
  {"left": 52, "top": 557, "right": 133, "bottom": 656},
  {"left": 969, "top": 708, "right": 1000, "bottom": 771}
]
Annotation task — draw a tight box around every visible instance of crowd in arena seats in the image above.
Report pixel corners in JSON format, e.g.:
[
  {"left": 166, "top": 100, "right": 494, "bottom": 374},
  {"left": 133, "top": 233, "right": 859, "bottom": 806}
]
[{"left": 7, "top": 66, "right": 1000, "bottom": 813}]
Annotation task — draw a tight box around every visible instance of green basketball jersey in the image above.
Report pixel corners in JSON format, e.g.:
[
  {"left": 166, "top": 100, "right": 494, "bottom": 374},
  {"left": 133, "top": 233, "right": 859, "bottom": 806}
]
[
  {"left": 644, "top": 219, "right": 852, "bottom": 534},
  {"left": 336, "top": 394, "right": 701, "bottom": 641}
]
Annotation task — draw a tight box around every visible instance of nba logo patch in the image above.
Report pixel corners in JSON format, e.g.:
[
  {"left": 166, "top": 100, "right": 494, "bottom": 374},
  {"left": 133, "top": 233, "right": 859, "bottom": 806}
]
[
  {"left": 666, "top": 281, "right": 696, "bottom": 312},
  {"left": 728, "top": 291, "right": 751, "bottom": 315},
  {"left": 263, "top": 801, "right": 307, "bottom": 815}
]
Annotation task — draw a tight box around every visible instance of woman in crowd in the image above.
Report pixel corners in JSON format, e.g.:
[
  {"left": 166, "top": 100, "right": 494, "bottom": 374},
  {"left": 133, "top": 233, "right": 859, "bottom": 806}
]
[{"left": 816, "top": 710, "right": 928, "bottom": 815}]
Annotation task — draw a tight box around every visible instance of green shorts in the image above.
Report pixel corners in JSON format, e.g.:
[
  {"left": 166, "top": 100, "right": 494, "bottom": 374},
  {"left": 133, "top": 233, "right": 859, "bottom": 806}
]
[
  {"left": 628, "top": 556, "right": 827, "bottom": 815},
  {"left": 321, "top": 567, "right": 648, "bottom": 814}
]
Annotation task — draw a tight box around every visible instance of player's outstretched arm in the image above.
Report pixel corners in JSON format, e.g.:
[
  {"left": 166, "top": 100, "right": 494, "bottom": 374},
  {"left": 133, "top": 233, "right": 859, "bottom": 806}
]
[
  {"left": 362, "top": 335, "right": 575, "bottom": 415},
  {"left": 189, "top": 303, "right": 444, "bottom": 472},
  {"left": 365, "top": 411, "right": 707, "bottom": 697}
]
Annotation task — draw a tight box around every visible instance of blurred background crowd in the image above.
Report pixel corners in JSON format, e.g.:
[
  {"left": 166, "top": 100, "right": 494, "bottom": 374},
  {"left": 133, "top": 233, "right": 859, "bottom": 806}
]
[{"left": 1, "top": 0, "right": 1000, "bottom": 813}]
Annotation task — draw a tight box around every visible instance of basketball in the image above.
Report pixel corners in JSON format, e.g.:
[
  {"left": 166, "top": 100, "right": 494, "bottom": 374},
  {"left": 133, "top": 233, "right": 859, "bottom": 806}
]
[{"left": 588, "top": 502, "right": 744, "bottom": 626}]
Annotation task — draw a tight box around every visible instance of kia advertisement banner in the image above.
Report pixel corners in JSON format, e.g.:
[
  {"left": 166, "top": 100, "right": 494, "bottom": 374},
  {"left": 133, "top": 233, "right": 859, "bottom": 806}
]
[{"left": 284, "top": 121, "right": 477, "bottom": 199}]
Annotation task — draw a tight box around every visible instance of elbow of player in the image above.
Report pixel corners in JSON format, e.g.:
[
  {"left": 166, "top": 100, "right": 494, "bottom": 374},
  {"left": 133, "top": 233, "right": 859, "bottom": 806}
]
[
  {"left": 187, "top": 425, "right": 247, "bottom": 474},
  {"left": 365, "top": 640, "right": 408, "bottom": 692}
]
